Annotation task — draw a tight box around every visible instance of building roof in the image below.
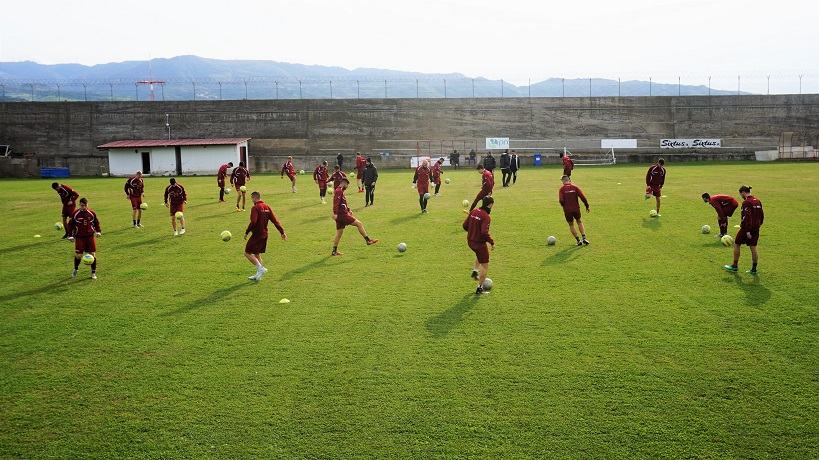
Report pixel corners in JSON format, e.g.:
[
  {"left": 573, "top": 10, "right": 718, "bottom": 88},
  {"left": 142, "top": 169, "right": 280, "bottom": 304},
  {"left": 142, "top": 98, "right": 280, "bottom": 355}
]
[{"left": 97, "top": 138, "right": 251, "bottom": 149}]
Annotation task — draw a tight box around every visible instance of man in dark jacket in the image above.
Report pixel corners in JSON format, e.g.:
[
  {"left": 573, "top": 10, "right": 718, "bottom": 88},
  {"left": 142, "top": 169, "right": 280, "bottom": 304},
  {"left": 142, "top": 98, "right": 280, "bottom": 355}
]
[
  {"left": 509, "top": 151, "right": 520, "bottom": 184},
  {"left": 483, "top": 152, "right": 496, "bottom": 173},
  {"left": 500, "top": 150, "right": 511, "bottom": 187},
  {"left": 362, "top": 158, "right": 378, "bottom": 207},
  {"left": 336, "top": 152, "right": 344, "bottom": 170},
  {"left": 469, "top": 149, "right": 477, "bottom": 166},
  {"left": 449, "top": 150, "right": 460, "bottom": 170}
]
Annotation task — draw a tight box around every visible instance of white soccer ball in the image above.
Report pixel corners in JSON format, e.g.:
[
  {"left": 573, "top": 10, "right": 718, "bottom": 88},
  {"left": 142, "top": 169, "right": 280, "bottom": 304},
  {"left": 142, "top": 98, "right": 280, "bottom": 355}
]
[
  {"left": 175, "top": 211, "right": 184, "bottom": 220},
  {"left": 224, "top": 187, "right": 231, "bottom": 195},
  {"left": 462, "top": 199, "right": 470, "bottom": 207},
  {"left": 299, "top": 169, "right": 305, "bottom": 175},
  {"left": 54, "top": 222, "right": 63, "bottom": 231},
  {"left": 547, "top": 236, "right": 557, "bottom": 246},
  {"left": 445, "top": 178, "right": 451, "bottom": 184},
  {"left": 649, "top": 209, "right": 658, "bottom": 217},
  {"left": 482, "top": 277, "right": 493, "bottom": 291},
  {"left": 701, "top": 224, "right": 711, "bottom": 234},
  {"left": 423, "top": 192, "right": 431, "bottom": 200},
  {"left": 397, "top": 242, "right": 407, "bottom": 253},
  {"left": 81, "top": 253, "right": 95, "bottom": 265},
  {"left": 239, "top": 185, "right": 247, "bottom": 192},
  {"left": 220, "top": 230, "right": 232, "bottom": 242},
  {"left": 721, "top": 235, "right": 734, "bottom": 247},
  {"left": 139, "top": 202, "right": 148, "bottom": 210}
]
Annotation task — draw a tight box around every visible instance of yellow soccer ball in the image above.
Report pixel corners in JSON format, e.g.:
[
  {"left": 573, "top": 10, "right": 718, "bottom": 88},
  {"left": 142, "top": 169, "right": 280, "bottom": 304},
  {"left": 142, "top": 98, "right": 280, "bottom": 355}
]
[{"left": 220, "top": 230, "right": 232, "bottom": 242}]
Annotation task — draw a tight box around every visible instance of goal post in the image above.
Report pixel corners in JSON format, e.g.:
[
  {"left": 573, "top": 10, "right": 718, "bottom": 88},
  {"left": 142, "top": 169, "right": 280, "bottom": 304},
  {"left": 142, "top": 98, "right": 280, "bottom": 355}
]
[{"left": 564, "top": 147, "right": 617, "bottom": 166}]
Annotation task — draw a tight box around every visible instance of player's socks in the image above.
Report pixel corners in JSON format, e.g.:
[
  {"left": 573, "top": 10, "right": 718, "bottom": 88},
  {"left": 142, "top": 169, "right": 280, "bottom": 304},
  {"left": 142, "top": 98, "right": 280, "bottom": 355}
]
[
  {"left": 475, "top": 285, "right": 484, "bottom": 295},
  {"left": 723, "top": 264, "right": 738, "bottom": 272},
  {"left": 73, "top": 258, "right": 81, "bottom": 270},
  {"left": 471, "top": 270, "right": 478, "bottom": 280},
  {"left": 582, "top": 238, "right": 590, "bottom": 245},
  {"left": 576, "top": 240, "right": 583, "bottom": 246},
  {"left": 71, "top": 269, "right": 78, "bottom": 278},
  {"left": 133, "top": 219, "right": 136, "bottom": 227},
  {"left": 256, "top": 266, "right": 268, "bottom": 280}
]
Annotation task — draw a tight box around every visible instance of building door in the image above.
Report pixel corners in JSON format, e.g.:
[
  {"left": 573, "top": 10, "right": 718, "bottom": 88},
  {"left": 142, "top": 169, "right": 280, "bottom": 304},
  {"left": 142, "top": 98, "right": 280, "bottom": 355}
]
[
  {"left": 174, "top": 146, "right": 182, "bottom": 175},
  {"left": 141, "top": 151, "right": 151, "bottom": 174},
  {"left": 240, "top": 146, "right": 247, "bottom": 166}
]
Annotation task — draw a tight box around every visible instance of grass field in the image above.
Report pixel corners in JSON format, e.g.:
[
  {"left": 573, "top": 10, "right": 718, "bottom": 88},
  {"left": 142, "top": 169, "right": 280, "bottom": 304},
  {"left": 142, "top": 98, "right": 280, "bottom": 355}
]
[{"left": 0, "top": 162, "right": 817, "bottom": 458}]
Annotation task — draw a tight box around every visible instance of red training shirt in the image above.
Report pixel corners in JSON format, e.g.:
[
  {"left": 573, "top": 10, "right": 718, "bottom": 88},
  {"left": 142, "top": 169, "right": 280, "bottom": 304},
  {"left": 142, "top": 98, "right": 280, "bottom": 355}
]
[
  {"left": 124, "top": 176, "right": 144, "bottom": 197},
  {"left": 333, "top": 187, "right": 351, "bottom": 217},
  {"left": 481, "top": 170, "right": 494, "bottom": 194},
  {"left": 708, "top": 194, "right": 738, "bottom": 218},
  {"left": 68, "top": 208, "right": 101, "bottom": 237},
  {"left": 740, "top": 195, "right": 764, "bottom": 232},
  {"left": 56, "top": 184, "right": 79, "bottom": 205},
  {"left": 462, "top": 208, "right": 494, "bottom": 245},
  {"left": 245, "top": 200, "right": 284, "bottom": 238},
  {"left": 231, "top": 166, "right": 250, "bottom": 186},
  {"left": 164, "top": 183, "right": 187, "bottom": 205},
  {"left": 558, "top": 183, "right": 589, "bottom": 212},
  {"left": 646, "top": 164, "right": 666, "bottom": 187}
]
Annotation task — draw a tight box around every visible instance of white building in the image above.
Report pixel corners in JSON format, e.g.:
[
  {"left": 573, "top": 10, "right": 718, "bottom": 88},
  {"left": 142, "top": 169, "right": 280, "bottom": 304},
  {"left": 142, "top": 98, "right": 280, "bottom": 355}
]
[{"left": 98, "top": 138, "right": 250, "bottom": 176}]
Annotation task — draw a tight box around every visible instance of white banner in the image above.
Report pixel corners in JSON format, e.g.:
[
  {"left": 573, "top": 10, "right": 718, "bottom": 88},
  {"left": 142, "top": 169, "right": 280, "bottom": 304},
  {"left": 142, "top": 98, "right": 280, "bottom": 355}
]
[
  {"left": 485, "top": 137, "right": 510, "bottom": 150},
  {"left": 410, "top": 156, "right": 451, "bottom": 168},
  {"left": 601, "top": 139, "right": 637, "bottom": 149},
  {"left": 660, "top": 139, "right": 721, "bottom": 149}
]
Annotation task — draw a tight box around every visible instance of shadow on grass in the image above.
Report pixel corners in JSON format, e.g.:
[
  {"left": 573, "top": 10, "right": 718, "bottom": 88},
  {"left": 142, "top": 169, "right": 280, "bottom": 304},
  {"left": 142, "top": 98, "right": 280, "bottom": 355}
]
[
  {"left": 301, "top": 214, "right": 333, "bottom": 225},
  {"left": 542, "top": 245, "right": 582, "bottom": 266},
  {"left": 116, "top": 235, "right": 170, "bottom": 250},
  {"left": 0, "top": 279, "right": 72, "bottom": 303},
  {"left": 159, "top": 282, "right": 248, "bottom": 316},
  {"left": 425, "top": 293, "right": 479, "bottom": 338},
  {"left": 390, "top": 213, "right": 422, "bottom": 226},
  {"left": 641, "top": 217, "right": 662, "bottom": 231},
  {"left": 0, "top": 238, "right": 64, "bottom": 256},
  {"left": 279, "top": 255, "right": 336, "bottom": 281},
  {"left": 724, "top": 272, "right": 772, "bottom": 307},
  {"left": 197, "top": 211, "right": 241, "bottom": 221}
]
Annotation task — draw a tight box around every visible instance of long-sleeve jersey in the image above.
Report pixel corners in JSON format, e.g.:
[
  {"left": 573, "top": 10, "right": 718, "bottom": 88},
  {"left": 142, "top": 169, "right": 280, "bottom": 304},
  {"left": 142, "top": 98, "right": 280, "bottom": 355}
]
[
  {"left": 313, "top": 165, "right": 329, "bottom": 184},
  {"left": 231, "top": 166, "right": 250, "bottom": 186},
  {"left": 67, "top": 208, "right": 101, "bottom": 237},
  {"left": 164, "top": 183, "right": 187, "bottom": 205},
  {"left": 463, "top": 208, "right": 494, "bottom": 245},
  {"left": 333, "top": 187, "right": 352, "bottom": 216},
  {"left": 646, "top": 164, "right": 666, "bottom": 187},
  {"left": 281, "top": 161, "right": 296, "bottom": 177},
  {"left": 124, "top": 176, "right": 144, "bottom": 197},
  {"left": 330, "top": 170, "right": 348, "bottom": 189},
  {"left": 217, "top": 164, "right": 230, "bottom": 181},
  {"left": 708, "top": 194, "right": 739, "bottom": 218},
  {"left": 558, "top": 183, "right": 589, "bottom": 212},
  {"left": 413, "top": 165, "right": 431, "bottom": 186},
  {"left": 245, "top": 200, "right": 284, "bottom": 237},
  {"left": 562, "top": 156, "right": 574, "bottom": 173},
  {"left": 481, "top": 170, "right": 494, "bottom": 194},
  {"left": 56, "top": 184, "right": 79, "bottom": 205},
  {"left": 740, "top": 196, "right": 764, "bottom": 231},
  {"left": 431, "top": 163, "right": 443, "bottom": 183}
]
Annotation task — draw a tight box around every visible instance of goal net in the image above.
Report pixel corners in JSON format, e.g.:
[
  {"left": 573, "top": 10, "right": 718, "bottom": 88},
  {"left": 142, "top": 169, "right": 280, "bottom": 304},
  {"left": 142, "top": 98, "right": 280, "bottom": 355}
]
[{"left": 564, "top": 147, "right": 616, "bottom": 166}]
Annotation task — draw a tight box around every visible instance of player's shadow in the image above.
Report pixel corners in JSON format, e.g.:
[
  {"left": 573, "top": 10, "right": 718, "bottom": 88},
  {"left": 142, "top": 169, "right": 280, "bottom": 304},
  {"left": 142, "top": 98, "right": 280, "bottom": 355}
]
[
  {"left": 425, "top": 294, "right": 479, "bottom": 338},
  {"left": 159, "top": 282, "right": 248, "bottom": 316},
  {"left": 0, "top": 279, "right": 72, "bottom": 304},
  {"left": 301, "top": 214, "right": 333, "bottom": 224},
  {"left": 724, "top": 273, "right": 772, "bottom": 307},
  {"left": 116, "top": 235, "right": 168, "bottom": 250},
  {"left": 641, "top": 217, "right": 662, "bottom": 231},
  {"left": 279, "top": 256, "right": 337, "bottom": 281},
  {"left": 541, "top": 246, "right": 582, "bottom": 266},
  {"left": 389, "top": 214, "right": 422, "bottom": 226},
  {"left": 197, "top": 211, "right": 240, "bottom": 221},
  {"left": 0, "top": 239, "right": 64, "bottom": 255}
]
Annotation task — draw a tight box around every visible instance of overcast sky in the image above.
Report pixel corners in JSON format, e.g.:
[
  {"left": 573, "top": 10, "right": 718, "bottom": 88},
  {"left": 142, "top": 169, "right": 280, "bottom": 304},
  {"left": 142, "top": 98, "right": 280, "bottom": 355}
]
[{"left": 1, "top": 0, "right": 816, "bottom": 92}]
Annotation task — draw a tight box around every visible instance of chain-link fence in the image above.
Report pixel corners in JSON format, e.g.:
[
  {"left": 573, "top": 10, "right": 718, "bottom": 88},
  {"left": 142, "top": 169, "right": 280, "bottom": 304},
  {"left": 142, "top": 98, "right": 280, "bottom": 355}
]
[{"left": 1, "top": 74, "right": 816, "bottom": 102}]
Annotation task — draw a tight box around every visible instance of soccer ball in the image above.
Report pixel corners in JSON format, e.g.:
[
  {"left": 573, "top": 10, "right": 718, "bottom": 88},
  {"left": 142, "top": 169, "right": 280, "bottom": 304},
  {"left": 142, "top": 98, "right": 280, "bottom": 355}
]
[
  {"left": 140, "top": 202, "right": 148, "bottom": 210},
  {"left": 224, "top": 188, "right": 231, "bottom": 195},
  {"left": 462, "top": 199, "right": 470, "bottom": 207},
  {"left": 701, "top": 224, "right": 711, "bottom": 234},
  {"left": 351, "top": 172, "right": 357, "bottom": 178},
  {"left": 445, "top": 178, "right": 451, "bottom": 184},
  {"left": 423, "top": 192, "right": 431, "bottom": 200},
  {"left": 482, "top": 277, "right": 493, "bottom": 291},
  {"left": 81, "top": 253, "right": 95, "bottom": 265},
  {"left": 239, "top": 185, "right": 247, "bottom": 192},
  {"left": 54, "top": 222, "right": 63, "bottom": 231},
  {"left": 175, "top": 211, "right": 184, "bottom": 220},
  {"left": 299, "top": 169, "right": 305, "bottom": 175},
  {"left": 220, "top": 230, "right": 232, "bottom": 242},
  {"left": 649, "top": 209, "right": 658, "bottom": 217},
  {"left": 397, "top": 242, "right": 407, "bottom": 253},
  {"left": 721, "top": 235, "right": 734, "bottom": 246},
  {"left": 547, "top": 236, "right": 557, "bottom": 246}
]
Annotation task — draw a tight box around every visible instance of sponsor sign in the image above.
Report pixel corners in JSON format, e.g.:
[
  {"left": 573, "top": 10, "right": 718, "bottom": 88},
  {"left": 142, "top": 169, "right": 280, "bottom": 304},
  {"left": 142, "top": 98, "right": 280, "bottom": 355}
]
[
  {"left": 660, "top": 139, "right": 721, "bottom": 149},
  {"left": 601, "top": 139, "right": 637, "bottom": 149},
  {"left": 485, "top": 137, "right": 510, "bottom": 150},
  {"left": 410, "top": 156, "right": 450, "bottom": 167}
]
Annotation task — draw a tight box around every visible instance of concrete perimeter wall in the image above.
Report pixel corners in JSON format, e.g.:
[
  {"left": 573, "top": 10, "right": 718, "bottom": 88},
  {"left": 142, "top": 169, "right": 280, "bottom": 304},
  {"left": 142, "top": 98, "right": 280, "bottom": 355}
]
[{"left": 1, "top": 95, "right": 818, "bottom": 176}]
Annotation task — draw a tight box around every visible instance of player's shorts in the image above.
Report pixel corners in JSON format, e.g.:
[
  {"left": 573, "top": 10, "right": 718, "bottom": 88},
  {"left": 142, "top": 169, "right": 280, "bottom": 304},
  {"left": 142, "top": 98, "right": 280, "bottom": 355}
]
[
  {"left": 474, "top": 190, "right": 490, "bottom": 202},
  {"left": 647, "top": 186, "right": 662, "bottom": 197},
  {"left": 417, "top": 184, "right": 429, "bottom": 195},
  {"left": 74, "top": 236, "right": 96, "bottom": 253},
  {"left": 245, "top": 234, "right": 268, "bottom": 254},
  {"left": 724, "top": 205, "right": 737, "bottom": 217},
  {"left": 356, "top": 168, "right": 365, "bottom": 178},
  {"left": 61, "top": 204, "right": 76, "bottom": 218},
  {"left": 318, "top": 182, "right": 327, "bottom": 191},
  {"left": 286, "top": 173, "right": 296, "bottom": 181},
  {"left": 129, "top": 196, "right": 142, "bottom": 209},
  {"left": 564, "top": 210, "right": 582, "bottom": 223},
  {"left": 233, "top": 181, "right": 246, "bottom": 189},
  {"left": 468, "top": 240, "right": 490, "bottom": 264},
  {"left": 735, "top": 229, "right": 760, "bottom": 246},
  {"left": 169, "top": 203, "right": 184, "bottom": 216},
  {"left": 336, "top": 213, "right": 357, "bottom": 230},
  {"left": 218, "top": 178, "right": 225, "bottom": 188},
  {"left": 563, "top": 168, "right": 572, "bottom": 176}
]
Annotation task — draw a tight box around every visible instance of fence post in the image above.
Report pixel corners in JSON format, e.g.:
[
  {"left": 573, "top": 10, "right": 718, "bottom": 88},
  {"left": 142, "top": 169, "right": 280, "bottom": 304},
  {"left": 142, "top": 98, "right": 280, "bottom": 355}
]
[
  {"left": 588, "top": 77, "right": 591, "bottom": 97},
  {"left": 649, "top": 77, "right": 652, "bottom": 96},
  {"left": 244, "top": 79, "right": 248, "bottom": 100},
  {"left": 384, "top": 79, "right": 387, "bottom": 98},
  {"left": 501, "top": 79, "right": 504, "bottom": 97},
  {"left": 135, "top": 83, "right": 138, "bottom": 101},
  {"left": 562, "top": 78, "right": 565, "bottom": 97},
  {"left": 678, "top": 76, "right": 681, "bottom": 96},
  {"left": 472, "top": 78, "right": 475, "bottom": 98},
  {"left": 528, "top": 78, "right": 531, "bottom": 99},
  {"left": 708, "top": 76, "right": 711, "bottom": 97},
  {"left": 29, "top": 83, "right": 34, "bottom": 101},
  {"left": 219, "top": 81, "right": 223, "bottom": 100},
  {"left": 618, "top": 77, "right": 621, "bottom": 97},
  {"left": 415, "top": 79, "right": 418, "bottom": 98},
  {"left": 358, "top": 80, "right": 361, "bottom": 99},
  {"left": 329, "top": 80, "right": 333, "bottom": 99},
  {"left": 799, "top": 74, "right": 803, "bottom": 95},
  {"left": 299, "top": 80, "right": 303, "bottom": 99},
  {"left": 192, "top": 81, "right": 196, "bottom": 101},
  {"left": 0, "top": 84, "right": 4, "bottom": 100},
  {"left": 737, "top": 75, "right": 740, "bottom": 96},
  {"left": 444, "top": 79, "right": 447, "bottom": 98},
  {"left": 766, "top": 75, "right": 770, "bottom": 95},
  {"left": 56, "top": 83, "right": 61, "bottom": 101},
  {"left": 275, "top": 81, "right": 279, "bottom": 100},
  {"left": 160, "top": 83, "right": 165, "bottom": 101},
  {"left": 109, "top": 83, "right": 113, "bottom": 101}
]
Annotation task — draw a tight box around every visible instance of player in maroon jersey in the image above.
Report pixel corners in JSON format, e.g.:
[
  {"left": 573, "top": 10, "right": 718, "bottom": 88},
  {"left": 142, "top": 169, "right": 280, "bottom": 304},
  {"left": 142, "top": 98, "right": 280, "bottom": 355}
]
[
  {"left": 313, "top": 160, "right": 331, "bottom": 204},
  {"left": 413, "top": 159, "right": 433, "bottom": 213},
  {"left": 51, "top": 182, "right": 79, "bottom": 238},
  {"left": 645, "top": 158, "right": 666, "bottom": 215},
  {"left": 724, "top": 186, "right": 764, "bottom": 274},
  {"left": 561, "top": 151, "right": 574, "bottom": 177},
  {"left": 332, "top": 178, "right": 378, "bottom": 256},
  {"left": 66, "top": 197, "right": 101, "bottom": 280},
  {"left": 354, "top": 152, "right": 366, "bottom": 192},
  {"left": 702, "top": 192, "right": 739, "bottom": 237},
  {"left": 124, "top": 171, "right": 144, "bottom": 228},
  {"left": 163, "top": 178, "right": 187, "bottom": 236},
  {"left": 244, "top": 191, "right": 287, "bottom": 281},
  {"left": 559, "top": 175, "right": 590, "bottom": 246},
  {"left": 281, "top": 156, "right": 297, "bottom": 193},
  {"left": 330, "top": 165, "right": 348, "bottom": 190},
  {"left": 230, "top": 161, "right": 251, "bottom": 211},
  {"left": 463, "top": 196, "right": 495, "bottom": 295},
  {"left": 468, "top": 164, "right": 495, "bottom": 212},
  {"left": 217, "top": 162, "right": 233, "bottom": 202},
  {"left": 431, "top": 158, "right": 444, "bottom": 196}
]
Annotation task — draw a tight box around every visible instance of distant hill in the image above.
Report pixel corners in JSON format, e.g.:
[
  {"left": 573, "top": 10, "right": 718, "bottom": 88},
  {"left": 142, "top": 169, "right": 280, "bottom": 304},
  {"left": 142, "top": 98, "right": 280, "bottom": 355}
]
[{"left": 0, "top": 55, "right": 744, "bottom": 101}]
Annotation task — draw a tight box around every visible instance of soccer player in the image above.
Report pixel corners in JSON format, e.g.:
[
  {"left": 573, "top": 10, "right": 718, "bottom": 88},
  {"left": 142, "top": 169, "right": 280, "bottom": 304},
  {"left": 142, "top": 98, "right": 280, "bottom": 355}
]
[
  {"left": 413, "top": 159, "right": 433, "bottom": 213},
  {"left": 561, "top": 151, "right": 574, "bottom": 177},
  {"left": 230, "top": 161, "right": 251, "bottom": 211},
  {"left": 330, "top": 165, "right": 348, "bottom": 190},
  {"left": 362, "top": 157, "right": 378, "bottom": 207},
  {"left": 645, "top": 158, "right": 666, "bottom": 215},
  {"left": 468, "top": 164, "right": 495, "bottom": 212},
  {"left": 500, "top": 150, "right": 511, "bottom": 187},
  {"left": 66, "top": 197, "right": 101, "bottom": 280},
  {"left": 281, "top": 156, "right": 297, "bottom": 193},
  {"left": 702, "top": 192, "right": 739, "bottom": 237},
  {"left": 217, "top": 161, "right": 233, "bottom": 202},
  {"left": 724, "top": 185, "right": 764, "bottom": 274},
  {"left": 463, "top": 196, "right": 495, "bottom": 295},
  {"left": 244, "top": 191, "right": 287, "bottom": 281},
  {"left": 52, "top": 182, "right": 79, "bottom": 238},
  {"left": 355, "top": 152, "right": 366, "bottom": 192},
  {"left": 313, "top": 160, "right": 330, "bottom": 204},
  {"left": 509, "top": 151, "right": 520, "bottom": 184},
  {"left": 332, "top": 177, "right": 378, "bottom": 256},
  {"left": 163, "top": 178, "right": 187, "bottom": 236},
  {"left": 559, "top": 175, "right": 590, "bottom": 246},
  {"left": 124, "top": 171, "right": 144, "bottom": 228},
  {"left": 431, "top": 158, "right": 444, "bottom": 196}
]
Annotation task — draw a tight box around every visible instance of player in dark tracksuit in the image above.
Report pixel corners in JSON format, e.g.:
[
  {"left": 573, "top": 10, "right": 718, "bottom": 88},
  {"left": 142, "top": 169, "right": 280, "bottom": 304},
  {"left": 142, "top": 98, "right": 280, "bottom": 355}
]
[
  {"left": 362, "top": 158, "right": 378, "bottom": 206},
  {"left": 509, "top": 151, "right": 520, "bottom": 184},
  {"left": 500, "top": 150, "right": 511, "bottom": 187},
  {"left": 483, "top": 152, "right": 496, "bottom": 174}
]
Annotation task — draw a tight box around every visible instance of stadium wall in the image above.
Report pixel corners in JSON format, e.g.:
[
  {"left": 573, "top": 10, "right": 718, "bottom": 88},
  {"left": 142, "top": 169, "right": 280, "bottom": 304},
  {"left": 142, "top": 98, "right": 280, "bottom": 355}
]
[{"left": 1, "top": 95, "right": 817, "bottom": 176}]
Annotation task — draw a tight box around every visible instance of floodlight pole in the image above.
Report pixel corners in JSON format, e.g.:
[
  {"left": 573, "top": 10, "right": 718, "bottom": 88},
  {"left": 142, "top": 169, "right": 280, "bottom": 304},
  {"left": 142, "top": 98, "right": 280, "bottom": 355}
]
[
  {"left": 218, "top": 81, "right": 222, "bottom": 100},
  {"left": 767, "top": 75, "right": 770, "bottom": 95},
  {"left": 501, "top": 79, "right": 504, "bottom": 97},
  {"left": 444, "top": 79, "right": 447, "bottom": 98},
  {"left": 192, "top": 81, "right": 196, "bottom": 101},
  {"left": 329, "top": 80, "right": 333, "bottom": 99},
  {"left": 799, "top": 74, "right": 803, "bottom": 95},
  {"left": 275, "top": 81, "right": 279, "bottom": 100},
  {"left": 708, "top": 76, "right": 711, "bottom": 97},
  {"left": 472, "top": 78, "right": 475, "bottom": 98},
  {"left": 57, "top": 83, "right": 61, "bottom": 101},
  {"left": 29, "top": 83, "right": 34, "bottom": 101}
]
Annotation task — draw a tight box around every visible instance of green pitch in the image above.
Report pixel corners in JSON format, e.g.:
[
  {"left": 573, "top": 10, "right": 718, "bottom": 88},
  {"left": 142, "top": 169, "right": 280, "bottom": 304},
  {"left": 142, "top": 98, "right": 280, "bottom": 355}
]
[{"left": 1, "top": 163, "right": 817, "bottom": 458}]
